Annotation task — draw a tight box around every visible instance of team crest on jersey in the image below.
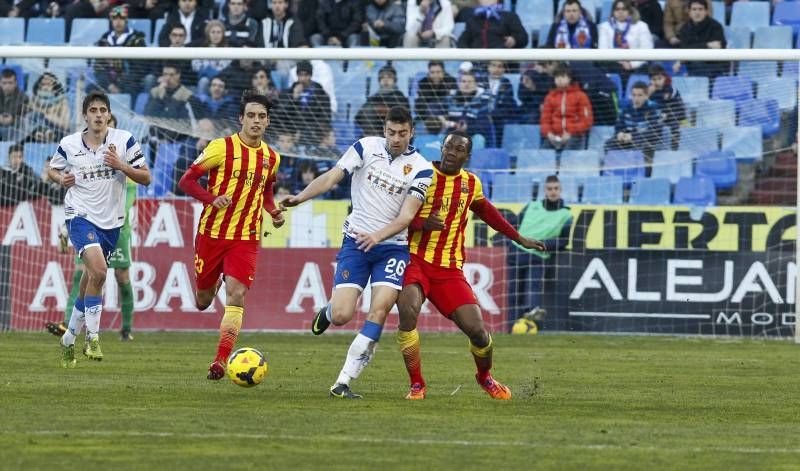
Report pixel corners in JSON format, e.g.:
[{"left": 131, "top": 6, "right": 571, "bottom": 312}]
[
  {"left": 461, "top": 183, "right": 469, "bottom": 194},
  {"left": 403, "top": 164, "right": 413, "bottom": 176},
  {"left": 87, "top": 232, "right": 95, "bottom": 241}
]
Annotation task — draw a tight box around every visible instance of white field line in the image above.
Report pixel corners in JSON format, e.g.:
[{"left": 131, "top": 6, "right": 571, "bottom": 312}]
[{"left": 1, "top": 430, "right": 800, "bottom": 455}]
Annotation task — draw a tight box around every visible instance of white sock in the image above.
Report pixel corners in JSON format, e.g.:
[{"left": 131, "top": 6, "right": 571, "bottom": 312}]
[
  {"left": 324, "top": 304, "right": 332, "bottom": 322},
  {"left": 336, "top": 333, "right": 377, "bottom": 386},
  {"left": 62, "top": 308, "right": 85, "bottom": 347},
  {"left": 84, "top": 304, "right": 103, "bottom": 341}
]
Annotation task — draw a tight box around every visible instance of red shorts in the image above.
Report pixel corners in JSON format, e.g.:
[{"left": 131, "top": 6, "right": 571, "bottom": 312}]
[
  {"left": 194, "top": 233, "right": 259, "bottom": 290},
  {"left": 403, "top": 254, "right": 477, "bottom": 318}
]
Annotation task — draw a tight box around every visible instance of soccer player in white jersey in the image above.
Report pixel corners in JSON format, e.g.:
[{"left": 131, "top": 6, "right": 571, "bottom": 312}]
[
  {"left": 282, "top": 106, "right": 433, "bottom": 398},
  {"left": 48, "top": 91, "right": 151, "bottom": 368}
]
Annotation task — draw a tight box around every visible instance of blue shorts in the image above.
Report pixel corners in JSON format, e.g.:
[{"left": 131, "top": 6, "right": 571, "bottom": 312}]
[
  {"left": 333, "top": 236, "right": 409, "bottom": 291},
  {"left": 67, "top": 217, "right": 121, "bottom": 261}
]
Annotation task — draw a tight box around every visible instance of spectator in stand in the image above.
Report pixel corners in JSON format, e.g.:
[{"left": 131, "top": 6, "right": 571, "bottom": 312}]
[
  {"left": 128, "top": 0, "right": 174, "bottom": 21},
  {"left": 0, "top": 69, "right": 28, "bottom": 141},
  {"left": 664, "top": 0, "right": 711, "bottom": 47},
  {"left": 517, "top": 63, "right": 555, "bottom": 124},
  {"left": 288, "top": 60, "right": 337, "bottom": 114},
  {"left": 415, "top": 60, "right": 457, "bottom": 134},
  {"left": 633, "top": 0, "right": 664, "bottom": 43},
  {"left": 457, "top": 0, "right": 527, "bottom": 49},
  {"left": 172, "top": 118, "right": 216, "bottom": 195},
  {"left": 365, "top": 0, "right": 406, "bottom": 48},
  {"left": 145, "top": 25, "right": 196, "bottom": 92},
  {"left": 250, "top": 66, "right": 280, "bottom": 101},
  {"left": 64, "top": 0, "right": 110, "bottom": 34},
  {"left": 24, "top": 72, "right": 70, "bottom": 143},
  {"left": 647, "top": 64, "right": 685, "bottom": 150},
  {"left": 604, "top": 81, "right": 661, "bottom": 160},
  {"left": 545, "top": 0, "right": 598, "bottom": 49},
  {"left": 570, "top": 60, "right": 619, "bottom": 125},
  {"left": 540, "top": 64, "right": 593, "bottom": 152},
  {"left": 292, "top": 159, "right": 319, "bottom": 194},
  {"left": 196, "top": 76, "right": 238, "bottom": 126},
  {"left": 94, "top": 6, "right": 148, "bottom": 96},
  {"left": 273, "top": 60, "right": 332, "bottom": 145},
  {"left": 485, "top": 60, "right": 517, "bottom": 147},
  {"left": 598, "top": 0, "right": 654, "bottom": 78},
  {"left": 442, "top": 70, "right": 495, "bottom": 147},
  {"left": 157, "top": 0, "right": 209, "bottom": 47},
  {"left": 223, "top": 0, "right": 260, "bottom": 47},
  {"left": 261, "top": 0, "right": 307, "bottom": 48},
  {"left": 0, "top": 144, "right": 47, "bottom": 207},
  {"left": 219, "top": 55, "right": 266, "bottom": 97},
  {"left": 355, "top": 65, "right": 410, "bottom": 136},
  {"left": 144, "top": 64, "right": 202, "bottom": 121},
  {"left": 192, "top": 20, "right": 233, "bottom": 95},
  {"left": 676, "top": 0, "right": 726, "bottom": 78},
  {"left": 312, "top": 0, "right": 363, "bottom": 47},
  {"left": 404, "top": 0, "right": 454, "bottom": 48}
]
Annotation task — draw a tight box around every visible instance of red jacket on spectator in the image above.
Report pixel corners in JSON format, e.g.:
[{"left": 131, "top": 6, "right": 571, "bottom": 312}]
[{"left": 540, "top": 83, "right": 593, "bottom": 137}]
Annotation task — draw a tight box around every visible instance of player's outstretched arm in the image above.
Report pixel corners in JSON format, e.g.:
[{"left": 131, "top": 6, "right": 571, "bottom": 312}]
[
  {"left": 178, "top": 166, "right": 230, "bottom": 208},
  {"left": 281, "top": 166, "right": 345, "bottom": 208},
  {"left": 354, "top": 195, "right": 424, "bottom": 252},
  {"left": 470, "top": 198, "right": 546, "bottom": 251}
]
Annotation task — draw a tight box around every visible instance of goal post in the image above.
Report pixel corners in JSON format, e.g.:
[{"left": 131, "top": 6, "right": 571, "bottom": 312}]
[{"left": 0, "top": 45, "right": 796, "bottom": 338}]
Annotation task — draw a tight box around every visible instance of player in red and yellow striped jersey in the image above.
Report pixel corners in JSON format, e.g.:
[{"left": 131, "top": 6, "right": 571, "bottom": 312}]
[
  {"left": 356, "top": 131, "right": 544, "bottom": 400},
  {"left": 178, "top": 92, "right": 284, "bottom": 380}
]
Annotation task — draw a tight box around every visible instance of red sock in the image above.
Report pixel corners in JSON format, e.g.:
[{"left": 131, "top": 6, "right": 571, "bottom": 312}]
[
  {"left": 397, "top": 329, "right": 425, "bottom": 386},
  {"left": 215, "top": 305, "right": 243, "bottom": 363}
]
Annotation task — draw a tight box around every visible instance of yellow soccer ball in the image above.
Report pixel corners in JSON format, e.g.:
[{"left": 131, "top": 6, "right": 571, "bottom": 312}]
[
  {"left": 227, "top": 347, "right": 269, "bottom": 387},
  {"left": 511, "top": 318, "right": 539, "bottom": 335}
]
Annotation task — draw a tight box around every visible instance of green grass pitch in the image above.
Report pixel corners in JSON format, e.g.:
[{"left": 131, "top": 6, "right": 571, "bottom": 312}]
[{"left": 1, "top": 331, "right": 798, "bottom": 469}]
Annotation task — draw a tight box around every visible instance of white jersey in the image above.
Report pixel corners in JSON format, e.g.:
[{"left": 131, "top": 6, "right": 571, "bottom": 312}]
[
  {"left": 49, "top": 127, "right": 145, "bottom": 230},
  {"left": 337, "top": 136, "right": 433, "bottom": 245}
]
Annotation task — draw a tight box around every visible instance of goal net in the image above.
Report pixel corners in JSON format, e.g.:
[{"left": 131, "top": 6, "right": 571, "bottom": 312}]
[{"left": 0, "top": 47, "right": 796, "bottom": 338}]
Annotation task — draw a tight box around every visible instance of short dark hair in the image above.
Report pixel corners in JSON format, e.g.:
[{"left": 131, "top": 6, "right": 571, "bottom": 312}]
[
  {"left": 170, "top": 24, "right": 187, "bottom": 34},
  {"left": 384, "top": 106, "right": 412, "bottom": 125},
  {"left": 239, "top": 89, "right": 273, "bottom": 117},
  {"left": 688, "top": 0, "right": 707, "bottom": 9},
  {"left": 428, "top": 60, "right": 444, "bottom": 70},
  {"left": 446, "top": 130, "right": 472, "bottom": 153},
  {"left": 545, "top": 175, "right": 560, "bottom": 184},
  {"left": 0, "top": 69, "right": 16, "bottom": 80},
  {"left": 563, "top": 0, "right": 583, "bottom": 8},
  {"left": 162, "top": 64, "right": 179, "bottom": 74},
  {"left": 648, "top": 63, "right": 667, "bottom": 77},
  {"left": 631, "top": 81, "right": 649, "bottom": 93},
  {"left": 8, "top": 143, "right": 23, "bottom": 155},
  {"left": 552, "top": 64, "right": 573, "bottom": 80},
  {"left": 379, "top": 65, "right": 397, "bottom": 80},
  {"left": 82, "top": 91, "right": 110, "bottom": 114}
]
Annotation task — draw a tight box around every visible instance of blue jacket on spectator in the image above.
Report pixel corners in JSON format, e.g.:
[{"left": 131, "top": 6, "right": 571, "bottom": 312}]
[
  {"left": 445, "top": 89, "right": 496, "bottom": 147},
  {"left": 614, "top": 99, "right": 660, "bottom": 134}
]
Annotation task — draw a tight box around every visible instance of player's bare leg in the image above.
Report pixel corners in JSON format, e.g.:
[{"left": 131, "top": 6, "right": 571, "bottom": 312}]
[
  {"left": 195, "top": 277, "right": 224, "bottom": 311},
  {"left": 208, "top": 277, "right": 248, "bottom": 380},
  {"left": 397, "top": 283, "right": 427, "bottom": 399},
  {"left": 115, "top": 267, "right": 135, "bottom": 341},
  {"left": 311, "top": 286, "right": 360, "bottom": 335},
  {"left": 451, "top": 305, "right": 511, "bottom": 400},
  {"left": 330, "top": 286, "right": 397, "bottom": 399}
]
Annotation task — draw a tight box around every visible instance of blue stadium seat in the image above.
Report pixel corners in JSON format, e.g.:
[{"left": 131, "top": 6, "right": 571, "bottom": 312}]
[
  {"left": 559, "top": 150, "right": 601, "bottom": 180},
  {"left": 679, "top": 127, "right": 720, "bottom": 156},
  {"left": 333, "top": 119, "right": 359, "bottom": 149},
  {"left": 711, "top": 76, "right": 753, "bottom": 104},
  {"left": 491, "top": 172, "right": 535, "bottom": 203},
  {"left": 757, "top": 77, "right": 797, "bottom": 111},
  {"left": 26, "top": 18, "right": 65, "bottom": 45},
  {"left": 582, "top": 175, "right": 624, "bottom": 204},
  {"left": 721, "top": 126, "right": 763, "bottom": 162},
  {"left": 695, "top": 150, "right": 737, "bottom": 189},
  {"left": 0, "top": 18, "right": 25, "bottom": 45},
  {"left": 558, "top": 176, "right": 581, "bottom": 203},
  {"left": 413, "top": 134, "right": 442, "bottom": 161},
  {"left": 772, "top": 1, "right": 800, "bottom": 34},
  {"left": 452, "top": 22, "right": 466, "bottom": 42},
  {"left": 737, "top": 61, "right": 777, "bottom": 82},
  {"left": 470, "top": 148, "right": 510, "bottom": 171},
  {"left": 651, "top": 150, "right": 693, "bottom": 184},
  {"left": 629, "top": 178, "right": 672, "bottom": 205},
  {"left": 712, "top": 1, "right": 726, "bottom": 25},
  {"left": 672, "top": 76, "right": 710, "bottom": 107},
  {"left": 783, "top": 60, "right": 798, "bottom": 78},
  {"left": 144, "top": 143, "right": 183, "bottom": 197},
  {"left": 334, "top": 72, "right": 369, "bottom": 122},
  {"left": 753, "top": 26, "right": 793, "bottom": 48},
  {"left": 537, "top": 23, "right": 551, "bottom": 47},
  {"left": 502, "top": 124, "right": 540, "bottom": 154},
  {"left": 115, "top": 114, "right": 151, "bottom": 143},
  {"left": 730, "top": 1, "right": 770, "bottom": 31},
  {"left": 602, "top": 150, "right": 646, "bottom": 184},
  {"left": 587, "top": 125, "right": 615, "bottom": 150},
  {"left": 128, "top": 18, "right": 153, "bottom": 45},
  {"left": 153, "top": 18, "right": 167, "bottom": 44},
  {"left": 696, "top": 100, "right": 736, "bottom": 129},
  {"left": 516, "top": 149, "right": 556, "bottom": 181},
  {"left": 557, "top": 0, "right": 599, "bottom": 21},
  {"left": 625, "top": 74, "right": 651, "bottom": 99},
  {"left": 108, "top": 93, "right": 132, "bottom": 111},
  {"left": 724, "top": 26, "right": 752, "bottom": 49},
  {"left": 519, "top": 0, "right": 555, "bottom": 31},
  {"left": 134, "top": 92, "right": 149, "bottom": 115},
  {"left": 23, "top": 143, "right": 55, "bottom": 178},
  {"left": 674, "top": 176, "right": 717, "bottom": 206},
  {"left": 606, "top": 73, "right": 623, "bottom": 100},
  {"left": 737, "top": 99, "right": 780, "bottom": 138},
  {"left": 69, "top": 18, "right": 109, "bottom": 45}
]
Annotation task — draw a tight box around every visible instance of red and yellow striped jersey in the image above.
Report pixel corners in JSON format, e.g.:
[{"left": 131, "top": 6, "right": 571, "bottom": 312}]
[
  {"left": 409, "top": 165, "right": 485, "bottom": 269},
  {"left": 193, "top": 133, "right": 280, "bottom": 240}
]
